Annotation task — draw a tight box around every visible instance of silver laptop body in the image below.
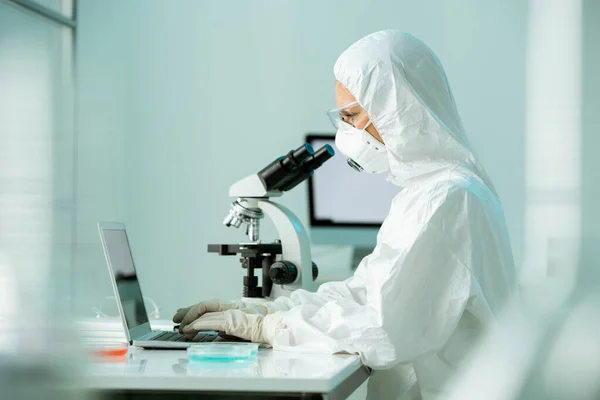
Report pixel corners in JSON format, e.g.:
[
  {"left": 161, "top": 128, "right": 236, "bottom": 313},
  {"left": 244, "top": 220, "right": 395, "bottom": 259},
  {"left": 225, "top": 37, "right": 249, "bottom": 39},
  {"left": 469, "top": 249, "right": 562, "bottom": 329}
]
[{"left": 97, "top": 222, "right": 221, "bottom": 348}]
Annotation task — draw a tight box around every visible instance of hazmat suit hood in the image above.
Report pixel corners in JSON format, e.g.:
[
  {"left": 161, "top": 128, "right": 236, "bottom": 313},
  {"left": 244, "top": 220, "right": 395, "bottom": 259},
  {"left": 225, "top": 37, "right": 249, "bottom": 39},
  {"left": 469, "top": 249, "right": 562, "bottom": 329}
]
[{"left": 334, "top": 30, "right": 496, "bottom": 194}]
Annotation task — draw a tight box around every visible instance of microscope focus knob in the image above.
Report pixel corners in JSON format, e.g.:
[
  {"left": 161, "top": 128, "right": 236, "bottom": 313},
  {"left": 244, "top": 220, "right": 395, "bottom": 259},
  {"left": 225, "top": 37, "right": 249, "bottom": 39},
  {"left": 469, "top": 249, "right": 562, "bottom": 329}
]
[{"left": 268, "top": 261, "right": 298, "bottom": 285}]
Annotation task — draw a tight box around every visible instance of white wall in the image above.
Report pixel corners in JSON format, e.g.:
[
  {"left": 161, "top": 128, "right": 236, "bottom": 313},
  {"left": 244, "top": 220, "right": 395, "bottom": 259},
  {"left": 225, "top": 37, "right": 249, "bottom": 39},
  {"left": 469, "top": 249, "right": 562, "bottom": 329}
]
[
  {"left": 74, "top": 0, "right": 528, "bottom": 317},
  {"left": 74, "top": 2, "right": 130, "bottom": 316}
]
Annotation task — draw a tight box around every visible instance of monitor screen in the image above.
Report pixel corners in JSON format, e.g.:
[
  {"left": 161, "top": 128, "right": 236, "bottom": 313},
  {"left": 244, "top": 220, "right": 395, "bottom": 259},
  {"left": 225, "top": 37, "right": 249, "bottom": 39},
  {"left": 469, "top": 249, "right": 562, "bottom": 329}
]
[
  {"left": 101, "top": 229, "right": 149, "bottom": 329},
  {"left": 307, "top": 134, "right": 399, "bottom": 226}
]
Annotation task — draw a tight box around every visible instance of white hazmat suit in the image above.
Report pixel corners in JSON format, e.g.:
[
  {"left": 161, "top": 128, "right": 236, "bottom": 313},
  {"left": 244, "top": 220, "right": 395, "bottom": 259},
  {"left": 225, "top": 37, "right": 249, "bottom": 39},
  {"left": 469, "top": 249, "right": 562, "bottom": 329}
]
[
  {"left": 181, "top": 30, "right": 517, "bottom": 400},
  {"left": 269, "top": 30, "right": 516, "bottom": 399}
]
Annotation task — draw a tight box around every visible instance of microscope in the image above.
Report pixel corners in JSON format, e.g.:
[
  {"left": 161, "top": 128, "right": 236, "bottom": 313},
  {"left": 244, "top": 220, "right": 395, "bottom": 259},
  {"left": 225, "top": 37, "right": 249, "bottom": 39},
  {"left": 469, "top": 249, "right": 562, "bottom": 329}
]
[{"left": 208, "top": 143, "right": 334, "bottom": 300}]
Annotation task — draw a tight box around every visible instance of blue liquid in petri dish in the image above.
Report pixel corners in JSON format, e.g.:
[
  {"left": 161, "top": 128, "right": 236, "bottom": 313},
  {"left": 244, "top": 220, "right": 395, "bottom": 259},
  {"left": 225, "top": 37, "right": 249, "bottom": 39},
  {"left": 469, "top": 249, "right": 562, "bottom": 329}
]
[
  {"left": 188, "top": 355, "right": 255, "bottom": 362},
  {"left": 187, "top": 343, "right": 259, "bottom": 363}
]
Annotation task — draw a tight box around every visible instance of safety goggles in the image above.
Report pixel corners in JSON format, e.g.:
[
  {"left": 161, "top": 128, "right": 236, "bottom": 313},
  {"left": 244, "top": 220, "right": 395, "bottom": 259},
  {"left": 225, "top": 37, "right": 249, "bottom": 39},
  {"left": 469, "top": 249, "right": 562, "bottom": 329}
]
[{"left": 326, "top": 101, "right": 364, "bottom": 129}]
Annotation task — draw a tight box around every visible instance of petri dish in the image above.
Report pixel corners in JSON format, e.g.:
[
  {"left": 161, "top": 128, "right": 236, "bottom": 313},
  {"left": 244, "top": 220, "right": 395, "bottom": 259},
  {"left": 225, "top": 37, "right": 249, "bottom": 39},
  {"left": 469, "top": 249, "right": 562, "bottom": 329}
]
[{"left": 187, "top": 343, "right": 259, "bottom": 362}]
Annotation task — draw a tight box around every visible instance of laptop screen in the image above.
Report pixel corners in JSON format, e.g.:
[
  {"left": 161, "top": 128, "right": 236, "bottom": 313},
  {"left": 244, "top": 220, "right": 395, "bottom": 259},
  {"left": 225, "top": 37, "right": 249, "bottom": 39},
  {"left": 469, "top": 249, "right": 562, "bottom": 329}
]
[{"left": 101, "top": 228, "right": 149, "bottom": 330}]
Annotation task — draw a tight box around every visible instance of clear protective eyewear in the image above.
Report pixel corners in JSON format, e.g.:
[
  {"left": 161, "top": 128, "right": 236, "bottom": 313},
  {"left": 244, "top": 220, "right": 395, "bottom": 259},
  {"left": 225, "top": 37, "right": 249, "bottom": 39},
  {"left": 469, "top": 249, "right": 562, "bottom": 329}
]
[{"left": 326, "top": 101, "right": 364, "bottom": 129}]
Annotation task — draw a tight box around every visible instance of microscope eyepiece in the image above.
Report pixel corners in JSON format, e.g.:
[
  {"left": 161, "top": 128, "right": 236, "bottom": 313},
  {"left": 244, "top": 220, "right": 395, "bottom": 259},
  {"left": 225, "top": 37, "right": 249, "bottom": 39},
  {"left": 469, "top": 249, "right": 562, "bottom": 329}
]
[
  {"left": 304, "top": 144, "right": 334, "bottom": 171},
  {"left": 278, "top": 145, "right": 335, "bottom": 192},
  {"left": 258, "top": 143, "right": 315, "bottom": 192},
  {"left": 280, "top": 143, "right": 314, "bottom": 171}
]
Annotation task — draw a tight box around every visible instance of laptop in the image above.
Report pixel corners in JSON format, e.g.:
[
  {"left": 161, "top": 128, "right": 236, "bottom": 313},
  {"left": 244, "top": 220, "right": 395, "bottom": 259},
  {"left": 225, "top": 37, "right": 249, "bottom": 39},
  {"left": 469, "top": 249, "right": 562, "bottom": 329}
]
[{"left": 98, "top": 222, "right": 221, "bottom": 348}]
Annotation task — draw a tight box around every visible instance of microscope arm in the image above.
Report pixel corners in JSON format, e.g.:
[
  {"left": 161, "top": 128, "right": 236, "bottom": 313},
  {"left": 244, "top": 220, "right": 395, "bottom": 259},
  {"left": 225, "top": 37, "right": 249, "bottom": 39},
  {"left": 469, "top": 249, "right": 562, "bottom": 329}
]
[{"left": 229, "top": 174, "right": 282, "bottom": 198}]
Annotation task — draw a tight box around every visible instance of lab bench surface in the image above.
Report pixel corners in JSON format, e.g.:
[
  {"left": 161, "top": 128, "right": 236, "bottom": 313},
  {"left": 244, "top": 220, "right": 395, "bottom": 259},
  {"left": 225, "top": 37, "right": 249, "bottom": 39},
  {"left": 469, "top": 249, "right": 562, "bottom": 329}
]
[{"left": 78, "top": 346, "right": 368, "bottom": 400}]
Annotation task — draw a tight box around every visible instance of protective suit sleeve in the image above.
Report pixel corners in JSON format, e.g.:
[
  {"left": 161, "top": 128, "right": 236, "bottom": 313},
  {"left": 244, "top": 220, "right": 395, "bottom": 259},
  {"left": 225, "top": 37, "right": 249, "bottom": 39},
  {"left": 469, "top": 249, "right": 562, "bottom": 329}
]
[
  {"left": 270, "top": 187, "right": 473, "bottom": 369},
  {"left": 221, "top": 268, "right": 368, "bottom": 316},
  {"left": 263, "top": 260, "right": 370, "bottom": 312}
]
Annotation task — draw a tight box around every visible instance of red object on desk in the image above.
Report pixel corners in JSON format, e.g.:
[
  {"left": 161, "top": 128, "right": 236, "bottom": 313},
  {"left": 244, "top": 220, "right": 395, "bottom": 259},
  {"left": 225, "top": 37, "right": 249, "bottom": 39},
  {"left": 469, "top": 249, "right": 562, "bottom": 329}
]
[
  {"left": 92, "top": 347, "right": 128, "bottom": 357},
  {"left": 87, "top": 341, "right": 129, "bottom": 358}
]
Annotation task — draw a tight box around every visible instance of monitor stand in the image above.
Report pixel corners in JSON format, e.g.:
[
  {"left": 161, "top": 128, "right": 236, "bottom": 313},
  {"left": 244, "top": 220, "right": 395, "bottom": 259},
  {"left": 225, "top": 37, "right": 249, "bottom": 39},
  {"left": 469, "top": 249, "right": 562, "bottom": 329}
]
[{"left": 352, "top": 246, "right": 375, "bottom": 269}]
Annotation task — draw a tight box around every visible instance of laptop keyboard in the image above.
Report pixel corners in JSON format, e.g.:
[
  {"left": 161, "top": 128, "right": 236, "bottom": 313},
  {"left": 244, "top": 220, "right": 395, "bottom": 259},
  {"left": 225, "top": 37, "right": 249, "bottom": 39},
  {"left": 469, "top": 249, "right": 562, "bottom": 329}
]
[{"left": 150, "top": 331, "right": 217, "bottom": 343}]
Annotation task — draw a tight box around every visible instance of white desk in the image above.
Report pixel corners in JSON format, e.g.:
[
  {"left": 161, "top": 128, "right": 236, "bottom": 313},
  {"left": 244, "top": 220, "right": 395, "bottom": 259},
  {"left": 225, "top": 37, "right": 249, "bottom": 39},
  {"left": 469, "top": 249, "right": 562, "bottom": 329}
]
[{"left": 77, "top": 319, "right": 369, "bottom": 399}]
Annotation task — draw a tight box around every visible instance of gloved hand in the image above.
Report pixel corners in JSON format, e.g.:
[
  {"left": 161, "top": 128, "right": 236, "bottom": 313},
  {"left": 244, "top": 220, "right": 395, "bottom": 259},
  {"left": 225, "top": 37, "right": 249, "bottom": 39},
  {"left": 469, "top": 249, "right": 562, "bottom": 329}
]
[
  {"left": 173, "top": 299, "right": 240, "bottom": 334},
  {"left": 182, "top": 310, "right": 286, "bottom": 344}
]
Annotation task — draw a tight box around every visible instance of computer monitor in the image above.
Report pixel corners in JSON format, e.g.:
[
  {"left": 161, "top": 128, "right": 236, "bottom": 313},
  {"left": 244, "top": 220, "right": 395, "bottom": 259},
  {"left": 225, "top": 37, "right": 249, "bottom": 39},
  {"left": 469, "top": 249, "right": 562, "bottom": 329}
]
[{"left": 306, "top": 134, "right": 400, "bottom": 248}]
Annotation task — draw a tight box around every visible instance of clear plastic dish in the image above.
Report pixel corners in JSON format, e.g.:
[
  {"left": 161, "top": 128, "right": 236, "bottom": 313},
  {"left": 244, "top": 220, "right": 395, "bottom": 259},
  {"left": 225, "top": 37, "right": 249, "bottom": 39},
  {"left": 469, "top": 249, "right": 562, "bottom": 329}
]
[{"left": 187, "top": 343, "right": 259, "bottom": 362}]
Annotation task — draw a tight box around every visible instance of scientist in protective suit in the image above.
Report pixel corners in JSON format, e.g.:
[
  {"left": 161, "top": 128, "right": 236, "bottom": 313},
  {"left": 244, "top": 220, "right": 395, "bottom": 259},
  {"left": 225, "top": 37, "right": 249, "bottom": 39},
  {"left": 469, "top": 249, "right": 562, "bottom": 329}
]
[{"left": 174, "top": 30, "right": 516, "bottom": 399}]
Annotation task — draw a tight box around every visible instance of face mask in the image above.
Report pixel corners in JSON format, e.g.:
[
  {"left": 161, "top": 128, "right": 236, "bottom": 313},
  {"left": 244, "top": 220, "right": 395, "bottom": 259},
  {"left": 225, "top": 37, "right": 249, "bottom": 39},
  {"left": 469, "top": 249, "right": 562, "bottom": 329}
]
[{"left": 335, "top": 120, "right": 389, "bottom": 173}]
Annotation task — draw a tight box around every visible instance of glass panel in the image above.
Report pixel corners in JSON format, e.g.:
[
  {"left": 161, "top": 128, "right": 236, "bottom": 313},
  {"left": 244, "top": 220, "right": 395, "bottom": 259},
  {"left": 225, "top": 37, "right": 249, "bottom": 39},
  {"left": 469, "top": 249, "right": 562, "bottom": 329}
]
[
  {"left": 30, "top": 0, "right": 74, "bottom": 19},
  {"left": 522, "top": 0, "right": 582, "bottom": 291},
  {"left": 0, "top": 0, "right": 75, "bottom": 375}
]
